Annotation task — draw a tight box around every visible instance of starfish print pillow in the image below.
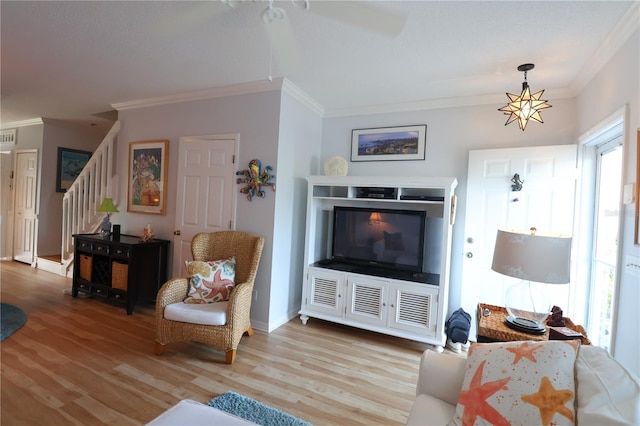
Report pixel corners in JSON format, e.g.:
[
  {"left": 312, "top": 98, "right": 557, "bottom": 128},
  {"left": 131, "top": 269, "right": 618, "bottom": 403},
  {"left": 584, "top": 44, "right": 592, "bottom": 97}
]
[
  {"left": 184, "top": 257, "right": 236, "bottom": 303},
  {"left": 449, "top": 340, "right": 580, "bottom": 426}
]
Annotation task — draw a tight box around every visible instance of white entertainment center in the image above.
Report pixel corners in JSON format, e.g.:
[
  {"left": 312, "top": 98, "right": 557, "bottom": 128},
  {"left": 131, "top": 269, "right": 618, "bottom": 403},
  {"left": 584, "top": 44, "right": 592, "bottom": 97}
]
[{"left": 299, "top": 176, "right": 458, "bottom": 351}]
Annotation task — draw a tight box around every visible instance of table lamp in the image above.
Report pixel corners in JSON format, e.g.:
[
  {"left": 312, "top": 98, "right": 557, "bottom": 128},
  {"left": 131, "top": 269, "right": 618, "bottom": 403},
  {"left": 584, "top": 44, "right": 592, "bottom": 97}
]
[
  {"left": 491, "top": 228, "right": 572, "bottom": 334},
  {"left": 96, "top": 197, "right": 119, "bottom": 238}
]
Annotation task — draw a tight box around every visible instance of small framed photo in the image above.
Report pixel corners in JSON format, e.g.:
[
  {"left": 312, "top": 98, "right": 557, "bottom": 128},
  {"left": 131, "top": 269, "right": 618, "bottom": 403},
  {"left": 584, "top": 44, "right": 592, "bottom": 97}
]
[
  {"left": 56, "top": 147, "right": 92, "bottom": 192},
  {"left": 128, "top": 140, "right": 169, "bottom": 215},
  {"left": 351, "top": 125, "right": 427, "bottom": 162}
]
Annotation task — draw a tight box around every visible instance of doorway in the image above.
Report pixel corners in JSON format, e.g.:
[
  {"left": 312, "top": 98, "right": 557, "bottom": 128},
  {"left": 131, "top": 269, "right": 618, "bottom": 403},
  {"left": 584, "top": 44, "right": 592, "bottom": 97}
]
[
  {"left": 172, "top": 135, "right": 238, "bottom": 275},
  {"left": 12, "top": 150, "right": 39, "bottom": 265}
]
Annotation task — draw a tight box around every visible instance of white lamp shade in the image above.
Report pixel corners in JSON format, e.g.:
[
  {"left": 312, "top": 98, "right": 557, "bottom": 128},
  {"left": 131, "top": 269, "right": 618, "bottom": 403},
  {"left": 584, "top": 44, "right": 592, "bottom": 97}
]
[{"left": 491, "top": 229, "right": 571, "bottom": 284}]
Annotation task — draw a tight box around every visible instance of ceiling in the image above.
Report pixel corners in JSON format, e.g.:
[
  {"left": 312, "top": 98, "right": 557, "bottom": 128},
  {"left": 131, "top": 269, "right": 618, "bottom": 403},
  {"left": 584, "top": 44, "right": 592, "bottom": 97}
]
[{"left": 1, "top": 1, "right": 637, "bottom": 126}]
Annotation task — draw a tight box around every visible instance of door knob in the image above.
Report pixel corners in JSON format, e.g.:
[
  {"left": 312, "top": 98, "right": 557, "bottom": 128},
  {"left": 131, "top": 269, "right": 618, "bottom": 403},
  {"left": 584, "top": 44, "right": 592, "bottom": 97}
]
[
  {"left": 466, "top": 252, "right": 473, "bottom": 258},
  {"left": 173, "top": 230, "right": 181, "bottom": 235}
]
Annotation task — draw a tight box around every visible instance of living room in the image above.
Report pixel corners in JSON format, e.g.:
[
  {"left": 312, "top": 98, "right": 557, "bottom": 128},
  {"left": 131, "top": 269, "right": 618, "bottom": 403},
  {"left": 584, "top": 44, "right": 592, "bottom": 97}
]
[{"left": 1, "top": 2, "right": 639, "bottom": 424}]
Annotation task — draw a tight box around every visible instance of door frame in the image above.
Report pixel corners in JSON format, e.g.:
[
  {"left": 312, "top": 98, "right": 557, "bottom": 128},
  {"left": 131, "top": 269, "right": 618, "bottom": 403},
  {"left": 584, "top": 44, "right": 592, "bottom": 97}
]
[
  {"left": 11, "top": 149, "right": 40, "bottom": 266},
  {"left": 575, "top": 105, "right": 627, "bottom": 355}
]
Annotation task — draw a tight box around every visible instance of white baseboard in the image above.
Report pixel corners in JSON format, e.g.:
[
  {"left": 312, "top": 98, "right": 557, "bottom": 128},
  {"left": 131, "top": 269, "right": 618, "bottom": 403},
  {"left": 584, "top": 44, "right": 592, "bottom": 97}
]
[{"left": 36, "top": 257, "right": 66, "bottom": 276}]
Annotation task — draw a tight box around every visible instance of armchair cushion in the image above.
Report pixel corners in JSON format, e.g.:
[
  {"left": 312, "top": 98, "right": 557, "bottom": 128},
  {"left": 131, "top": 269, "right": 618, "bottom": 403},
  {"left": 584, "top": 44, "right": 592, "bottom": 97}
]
[
  {"left": 164, "top": 301, "right": 228, "bottom": 326},
  {"left": 184, "top": 257, "right": 236, "bottom": 303}
]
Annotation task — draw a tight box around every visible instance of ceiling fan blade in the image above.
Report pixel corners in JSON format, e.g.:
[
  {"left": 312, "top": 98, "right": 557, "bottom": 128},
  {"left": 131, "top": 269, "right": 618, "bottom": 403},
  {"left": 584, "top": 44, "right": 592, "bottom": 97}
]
[
  {"left": 155, "top": 1, "right": 229, "bottom": 37},
  {"left": 309, "top": 1, "right": 406, "bottom": 38},
  {"left": 267, "top": 17, "right": 302, "bottom": 77}
]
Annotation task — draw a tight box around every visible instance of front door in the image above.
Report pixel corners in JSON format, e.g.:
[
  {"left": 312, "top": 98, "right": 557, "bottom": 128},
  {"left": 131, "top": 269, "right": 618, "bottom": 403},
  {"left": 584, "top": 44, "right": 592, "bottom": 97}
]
[
  {"left": 13, "top": 150, "right": 38, "bottom": 265},
  {"left": 461, "top": 145, "right": 577, "bottom": 338},
  {"left": 172, "top": 135, "right": 238, "bottom": 275}
]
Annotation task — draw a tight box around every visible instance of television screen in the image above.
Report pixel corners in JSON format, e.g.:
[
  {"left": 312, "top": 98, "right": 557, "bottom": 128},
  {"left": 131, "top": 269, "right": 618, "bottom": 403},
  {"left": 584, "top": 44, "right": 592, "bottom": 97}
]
[{"left": 331, "top": 206, "right": 426, "bottom": 272}]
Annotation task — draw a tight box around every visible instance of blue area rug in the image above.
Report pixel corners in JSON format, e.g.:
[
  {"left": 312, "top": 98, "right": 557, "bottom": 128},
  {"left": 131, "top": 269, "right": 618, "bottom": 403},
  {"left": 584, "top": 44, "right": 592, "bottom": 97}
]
[
  {"left": 208, "top": 391, "right": 312, "bottom": 426},
  {"left": 1, "top": 303, "right": 28, "bottom": 341}
]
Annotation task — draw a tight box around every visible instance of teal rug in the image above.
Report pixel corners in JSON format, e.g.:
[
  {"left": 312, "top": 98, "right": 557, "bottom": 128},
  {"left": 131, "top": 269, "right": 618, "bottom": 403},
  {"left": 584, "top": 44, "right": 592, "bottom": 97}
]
[
  {"left": 1, "top": 303, "right": 28, "bottom": 341},
  {"left": 208, "top": 391, "right": 311, "bottom": 426}
]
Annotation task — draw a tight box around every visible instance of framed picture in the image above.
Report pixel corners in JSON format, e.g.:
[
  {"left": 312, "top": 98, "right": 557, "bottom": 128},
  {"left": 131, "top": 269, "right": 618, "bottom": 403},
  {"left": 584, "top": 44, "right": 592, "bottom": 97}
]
[
  {"left": 128, "top": 140, "right": 169, "bottom": 215},
  {"left": 351, "top": 124, "right": 427, "bottom": 162},
  {"left": 56, "top": 147, "right": 92, "bottom": 193}
]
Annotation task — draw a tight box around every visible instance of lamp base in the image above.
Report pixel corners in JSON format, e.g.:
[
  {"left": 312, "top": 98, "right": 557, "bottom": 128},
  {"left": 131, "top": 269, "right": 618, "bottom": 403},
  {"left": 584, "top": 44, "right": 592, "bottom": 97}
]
[{"left": 504, "top": 316, "right": 546, "bottom": 335}]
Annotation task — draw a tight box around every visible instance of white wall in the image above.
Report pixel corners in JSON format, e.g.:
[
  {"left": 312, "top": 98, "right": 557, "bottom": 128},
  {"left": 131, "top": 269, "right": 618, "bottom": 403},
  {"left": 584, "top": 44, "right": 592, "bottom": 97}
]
[
  {"left": 268, "top": 90, "right": 323, "bottom": 330},
  {"left": 575, "top": 29, "right": 639, "bottom": 375},
  {"left": 116, "top": 90, "right": 282, "bottom": 329}
]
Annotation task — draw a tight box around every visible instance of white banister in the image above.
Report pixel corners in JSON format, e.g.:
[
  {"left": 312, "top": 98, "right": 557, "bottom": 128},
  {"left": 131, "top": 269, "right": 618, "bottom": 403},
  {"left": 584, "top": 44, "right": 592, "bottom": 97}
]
[{"left": 61, "top": 121, "right": 120, "bottom": 273}]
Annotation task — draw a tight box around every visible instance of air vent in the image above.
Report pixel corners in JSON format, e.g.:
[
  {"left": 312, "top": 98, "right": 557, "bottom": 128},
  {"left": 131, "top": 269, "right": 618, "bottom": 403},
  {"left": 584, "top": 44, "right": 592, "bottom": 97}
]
[
  {"left": 397, "top": 292, "right": 431, "bottom": 327},
  {"left": 353, "top": 284, "right": 382, "bottom": 317},
  {"left": 312, "top": 277, "right": 337, "bottom": 307}
]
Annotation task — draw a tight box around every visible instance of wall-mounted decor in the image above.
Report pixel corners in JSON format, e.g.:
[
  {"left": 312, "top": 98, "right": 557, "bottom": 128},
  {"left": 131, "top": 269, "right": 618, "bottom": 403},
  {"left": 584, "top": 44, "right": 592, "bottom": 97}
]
[
  {"left": 128, "top": 140, "right": 169, "bottom": 215},
  {"left": 236, "top": 159, "right": 276, "bottom": 201},
  {"left": 56, "top": 147, "right": 92, "bottom": 192},
  {"left": 351, "top": 125, "right": 426, "bottom": 162}
]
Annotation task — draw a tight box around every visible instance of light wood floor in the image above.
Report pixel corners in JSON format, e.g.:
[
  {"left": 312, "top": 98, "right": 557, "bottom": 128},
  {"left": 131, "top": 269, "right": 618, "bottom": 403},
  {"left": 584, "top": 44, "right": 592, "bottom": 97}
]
[{"left": 0, "top": 260, "right": 444, "bottom": 425}]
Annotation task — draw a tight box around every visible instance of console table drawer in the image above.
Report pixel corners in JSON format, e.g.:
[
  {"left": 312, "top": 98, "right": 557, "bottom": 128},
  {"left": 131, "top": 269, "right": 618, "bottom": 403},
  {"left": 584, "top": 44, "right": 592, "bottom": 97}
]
[
  {"left": 93, "top": 243, "right": 110, "bottom": 255},
  {"left": 110, "top": 246, "right": 130, "bottom": 259}
]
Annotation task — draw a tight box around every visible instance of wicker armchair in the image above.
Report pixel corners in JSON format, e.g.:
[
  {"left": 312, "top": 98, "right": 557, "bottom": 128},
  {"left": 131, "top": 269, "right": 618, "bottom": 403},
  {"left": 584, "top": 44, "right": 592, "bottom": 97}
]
[{"left": 155, "top": 231, "right": 265, "bottom": 364}]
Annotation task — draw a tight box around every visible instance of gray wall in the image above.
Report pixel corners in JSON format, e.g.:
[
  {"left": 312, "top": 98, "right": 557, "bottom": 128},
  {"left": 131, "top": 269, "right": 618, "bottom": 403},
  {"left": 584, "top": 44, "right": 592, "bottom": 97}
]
[
  {"left": 39, "top": 119, "right": 108, "bottom": 256},
  {"left": 116, "top": 89, "right": 284, "bottom": 331}
]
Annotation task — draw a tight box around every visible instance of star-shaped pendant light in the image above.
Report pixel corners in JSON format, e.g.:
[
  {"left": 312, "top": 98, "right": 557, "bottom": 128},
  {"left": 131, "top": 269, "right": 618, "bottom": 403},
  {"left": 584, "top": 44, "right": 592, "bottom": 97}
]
[{"left": 499, "top": 63, "right": 552, "bottom": 131}]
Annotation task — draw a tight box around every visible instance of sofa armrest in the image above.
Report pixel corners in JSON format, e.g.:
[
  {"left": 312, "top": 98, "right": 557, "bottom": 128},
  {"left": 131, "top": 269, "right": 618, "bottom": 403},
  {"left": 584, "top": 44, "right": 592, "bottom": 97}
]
[{"left": 415, "top": 350, "right": 467, "bottom": 406}]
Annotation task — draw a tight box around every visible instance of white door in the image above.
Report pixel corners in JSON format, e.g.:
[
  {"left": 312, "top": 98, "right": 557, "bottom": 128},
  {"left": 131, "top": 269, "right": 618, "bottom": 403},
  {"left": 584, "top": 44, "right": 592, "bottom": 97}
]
[
  {"left": 172, "top": 135, "right": 238, "bottom": 276},
  {"left": 461, "top": 145, "right": 577, "bottom": 338},
  {"left": 13, "top": 150, "right": 38, "bottom": 265}
]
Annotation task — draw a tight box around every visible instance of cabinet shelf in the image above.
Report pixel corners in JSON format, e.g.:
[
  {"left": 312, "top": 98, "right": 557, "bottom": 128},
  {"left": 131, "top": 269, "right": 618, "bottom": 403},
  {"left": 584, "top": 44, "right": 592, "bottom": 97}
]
[{"left": 299, "top": 176, "right": 457, "bottom": 350}]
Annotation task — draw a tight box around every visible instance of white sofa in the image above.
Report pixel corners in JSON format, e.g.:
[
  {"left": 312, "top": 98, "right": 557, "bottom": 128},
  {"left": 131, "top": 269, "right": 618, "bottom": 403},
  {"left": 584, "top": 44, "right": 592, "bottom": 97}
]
[{"left": 407, "top": 344, "right": 640, "bottom": 425}]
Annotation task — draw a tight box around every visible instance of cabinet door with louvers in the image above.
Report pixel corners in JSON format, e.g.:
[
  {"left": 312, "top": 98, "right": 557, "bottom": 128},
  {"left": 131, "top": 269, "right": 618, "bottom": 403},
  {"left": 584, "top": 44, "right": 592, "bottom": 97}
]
[
  {"left": 345, "top": 275, "right": 388, "bottom": 327},
  {"left": 388, "top": 282, "right": 438, "bottom": 336},
  {"left": 305, "top": 268, "right": 345, "bottom": 317}
]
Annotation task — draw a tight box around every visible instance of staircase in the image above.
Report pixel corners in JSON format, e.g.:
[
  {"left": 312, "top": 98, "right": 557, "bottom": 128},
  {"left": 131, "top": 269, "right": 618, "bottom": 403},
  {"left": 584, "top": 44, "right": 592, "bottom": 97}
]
[{"left": 60, "top": 121, "right": 120, "bottom": 276}]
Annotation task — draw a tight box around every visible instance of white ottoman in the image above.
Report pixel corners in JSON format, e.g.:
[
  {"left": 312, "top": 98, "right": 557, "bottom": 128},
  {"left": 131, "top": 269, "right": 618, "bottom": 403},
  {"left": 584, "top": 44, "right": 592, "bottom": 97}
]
[{"left": 147, "top": 399, "right": 257, "bottom": 425}]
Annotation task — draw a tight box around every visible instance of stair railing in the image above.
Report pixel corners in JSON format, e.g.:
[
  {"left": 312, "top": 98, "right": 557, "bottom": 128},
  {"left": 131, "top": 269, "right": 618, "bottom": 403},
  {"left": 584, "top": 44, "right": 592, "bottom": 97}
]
[{"left": 61, "top": 121, "right": 120, "bottom": 272}]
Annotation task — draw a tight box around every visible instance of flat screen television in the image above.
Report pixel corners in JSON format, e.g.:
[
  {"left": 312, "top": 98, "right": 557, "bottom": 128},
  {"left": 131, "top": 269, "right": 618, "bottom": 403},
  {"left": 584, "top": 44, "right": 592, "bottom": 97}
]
[{"left": 331, "top": 206, "right": 426, "bottom": 272}]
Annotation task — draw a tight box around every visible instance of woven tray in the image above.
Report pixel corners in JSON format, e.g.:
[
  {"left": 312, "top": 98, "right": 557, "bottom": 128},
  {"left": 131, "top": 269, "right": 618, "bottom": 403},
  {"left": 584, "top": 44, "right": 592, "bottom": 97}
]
[
  {"left": 111, "top": 262, "right": 128, "bottom": 291},
  {"left": 79, "top": 254, "right": 92, "bottom": 281},
  {"left": 477, "top": 303, "right": 591, "bottom": 345}
]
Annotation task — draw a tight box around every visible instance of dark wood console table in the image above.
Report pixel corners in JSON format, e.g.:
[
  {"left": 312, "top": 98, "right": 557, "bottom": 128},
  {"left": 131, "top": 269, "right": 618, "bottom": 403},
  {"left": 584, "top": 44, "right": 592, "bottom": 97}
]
[{"left": 72, "top": 233, "right": 170, "bottom": 314}]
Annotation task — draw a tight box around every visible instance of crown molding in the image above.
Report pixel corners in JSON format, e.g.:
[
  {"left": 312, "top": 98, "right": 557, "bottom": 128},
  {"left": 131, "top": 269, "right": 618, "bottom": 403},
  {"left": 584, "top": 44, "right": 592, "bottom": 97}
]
[
  {"left": 571, "top": 1, "right": 639, "bottom": 94},
  {"left": 111, "top": 78, "right": 285, "bottom": 111},
  {"left": 323, "top": 88, "right": 574, "bottom": 118},
  {"left": 1, "top": 118, "right": 44, "bottom": 129},
  {"left": 281, "top": 78, "right": 325, "bottom": 117}
]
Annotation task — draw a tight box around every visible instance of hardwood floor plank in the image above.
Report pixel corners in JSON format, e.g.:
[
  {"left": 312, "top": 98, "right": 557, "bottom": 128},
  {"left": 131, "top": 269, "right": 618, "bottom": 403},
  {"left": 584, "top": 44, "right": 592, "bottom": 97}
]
[{"left": 1, "top": 260, "right": 442, "bottom": 425}]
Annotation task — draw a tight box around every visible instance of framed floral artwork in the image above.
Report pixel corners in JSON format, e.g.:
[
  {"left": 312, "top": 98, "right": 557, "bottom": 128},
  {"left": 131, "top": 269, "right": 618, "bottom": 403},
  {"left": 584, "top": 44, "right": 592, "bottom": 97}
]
[{"left": 127, "top": 140, "right": 169, "bottom": 215}]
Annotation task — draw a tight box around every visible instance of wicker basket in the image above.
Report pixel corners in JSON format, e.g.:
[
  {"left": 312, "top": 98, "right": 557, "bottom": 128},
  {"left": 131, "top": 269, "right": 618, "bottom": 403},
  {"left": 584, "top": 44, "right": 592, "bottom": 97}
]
[
  {"left": 79, "top": 254, "right": 92, "bottom": 281},
  {"left": 111, "top": 262, "right": 128, "bottom": 291},
  {"left": 477, "top": 303, "right": 591, "bottom": 345}
]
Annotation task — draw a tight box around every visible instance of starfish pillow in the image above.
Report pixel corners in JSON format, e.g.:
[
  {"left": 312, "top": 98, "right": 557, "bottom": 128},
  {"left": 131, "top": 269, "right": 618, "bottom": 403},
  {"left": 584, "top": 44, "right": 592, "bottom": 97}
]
[{"left": 449, "top": 340, "right": 580, "bottom": 426}]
